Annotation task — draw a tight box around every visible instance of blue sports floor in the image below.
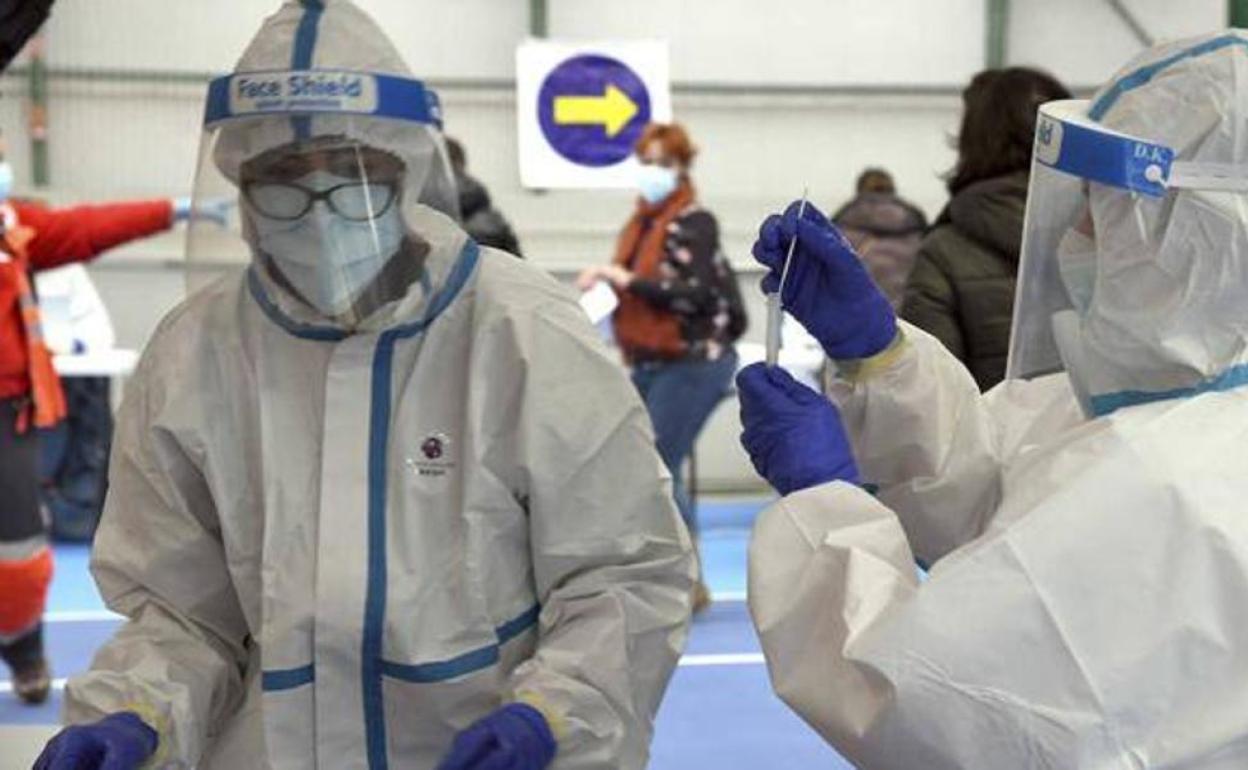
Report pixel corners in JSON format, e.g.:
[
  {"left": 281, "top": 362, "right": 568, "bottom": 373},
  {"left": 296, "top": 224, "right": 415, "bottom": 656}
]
[{"left": 0, "top": 498, "right": 854, "bottom": 769}]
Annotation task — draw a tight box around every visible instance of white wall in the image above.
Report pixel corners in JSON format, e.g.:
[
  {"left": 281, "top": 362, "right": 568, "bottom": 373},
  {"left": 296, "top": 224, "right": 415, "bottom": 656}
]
[
  {"left": 1009, "top": 0, "right": 1226, "bottom": 85},
  {"left": 0, "top": 0, "right": 1230, "bottom": 490},
  {"left": 41, "top": 0, "right": 528, "bottom": 79},
  {"left": 550, "top": 0, "right": 985, "bottom": 86}
]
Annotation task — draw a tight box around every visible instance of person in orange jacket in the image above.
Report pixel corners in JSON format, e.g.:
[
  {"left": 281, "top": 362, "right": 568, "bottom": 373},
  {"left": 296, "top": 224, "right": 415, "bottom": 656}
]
[{"left": 0, "top": 128, "right": 212, "bottom": 704}]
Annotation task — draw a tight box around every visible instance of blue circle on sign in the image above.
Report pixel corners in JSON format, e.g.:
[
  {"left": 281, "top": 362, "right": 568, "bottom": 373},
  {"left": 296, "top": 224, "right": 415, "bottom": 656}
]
[{"left": 538, "top": 54, "right": 651, "bottom": 167}]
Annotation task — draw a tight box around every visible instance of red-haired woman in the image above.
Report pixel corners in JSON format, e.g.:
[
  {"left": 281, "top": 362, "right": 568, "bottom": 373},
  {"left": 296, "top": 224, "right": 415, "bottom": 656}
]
[{"left": 577, "top": 122, "right": 746, "bottom": 612}]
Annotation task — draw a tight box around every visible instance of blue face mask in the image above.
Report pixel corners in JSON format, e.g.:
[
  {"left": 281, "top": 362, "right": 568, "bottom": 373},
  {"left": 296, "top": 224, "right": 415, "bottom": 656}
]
[
  {"left": 637, "top": 164, "right": 679, "bottom": 205},
  {"left": 0, "top": 162, "right": 13, "bottom": 203}
]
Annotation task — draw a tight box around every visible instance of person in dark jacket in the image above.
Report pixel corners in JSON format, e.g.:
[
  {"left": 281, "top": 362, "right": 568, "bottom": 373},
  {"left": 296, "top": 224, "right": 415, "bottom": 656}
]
[
  {"left": 833, "top": 168, "right": 927, "bottom": 309},
  {"left": 902, "top": 67, "right": 1071, "bottom": 391},
  {"left": 445, "top": 136, "right": 522, "bottom": 257},
  {"left": 853, "top": 167, "right": 898, "bottom": 196}
]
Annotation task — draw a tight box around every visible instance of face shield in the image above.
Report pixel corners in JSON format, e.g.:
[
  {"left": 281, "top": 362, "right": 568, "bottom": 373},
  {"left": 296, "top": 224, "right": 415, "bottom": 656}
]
[
  {"left": 1006, "top": 99, "right": 1248, "bottom": 402},
  {"left": 186, "top": 69, "right": 462, "bottom": 330}
]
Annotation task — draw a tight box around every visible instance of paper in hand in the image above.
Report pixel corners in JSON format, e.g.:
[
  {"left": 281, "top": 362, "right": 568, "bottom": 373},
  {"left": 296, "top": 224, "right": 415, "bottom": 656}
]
[{"left": 578, "top": 280, "right": 619, "bottom": 325}]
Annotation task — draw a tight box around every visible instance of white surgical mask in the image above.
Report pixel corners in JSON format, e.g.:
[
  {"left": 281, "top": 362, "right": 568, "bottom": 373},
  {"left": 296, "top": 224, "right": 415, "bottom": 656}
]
[
  {"left": 637, "top": 164, "right": 679, "bottom": 205},
  {"left": 0, "top": 162, "right": 13, "bottom": 203},
  {"left": 251, "top": 171, "right": 404, "bottom": 318},
  {"left": 1056, "top": 227, "right": 1098, "bottom": 313}
]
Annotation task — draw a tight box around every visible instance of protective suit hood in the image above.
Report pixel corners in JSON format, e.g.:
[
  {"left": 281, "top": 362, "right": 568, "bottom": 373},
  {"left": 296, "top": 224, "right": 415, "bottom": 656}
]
[
  {"left": 1007, "top": 32, "right": 1248, "bottom": 416},
  {"left": 187, "top": 0, "right": 463, "bottom": 332},
  {"left": 1077, "top": 32, "right": 1248, "bottom": 413}
]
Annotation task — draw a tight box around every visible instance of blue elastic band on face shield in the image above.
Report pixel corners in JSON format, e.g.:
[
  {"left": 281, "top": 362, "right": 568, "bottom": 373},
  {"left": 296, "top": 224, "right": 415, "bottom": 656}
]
[{"left": 1034, "top": 107, "right": 1173, "bottom": 197}]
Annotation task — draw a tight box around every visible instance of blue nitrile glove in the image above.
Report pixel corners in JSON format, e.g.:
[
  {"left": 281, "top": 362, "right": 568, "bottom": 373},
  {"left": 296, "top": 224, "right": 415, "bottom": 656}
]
[
  {"left": 754, "top": 200, "right": 896, "bottom": 359},
  {"left": 33, "top": 712, "right": 158, "bottom": 770},
  {"left": 172, "top": 196, "right": 233, "bottom": 226},
  {"left": 737, "top": 362, "right": 860, "bottom": 495},
  {"left": 437, "top": 703, "right": 556, "bottom": 770}
]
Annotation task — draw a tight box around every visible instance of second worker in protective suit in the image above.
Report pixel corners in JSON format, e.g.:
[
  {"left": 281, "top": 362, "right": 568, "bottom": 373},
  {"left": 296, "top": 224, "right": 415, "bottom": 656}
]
[
  {"left": 739, "top": 31, "right": 1248, "bottom": 770},
  {"left": 35, "top": 2, "right": 693, "bottom": 769}
]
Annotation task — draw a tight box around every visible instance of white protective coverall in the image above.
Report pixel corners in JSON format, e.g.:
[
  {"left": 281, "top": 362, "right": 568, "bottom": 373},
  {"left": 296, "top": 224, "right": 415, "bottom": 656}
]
[
  {"left": 62, "top": 2, "right": 693, "bottom": 769},
  {"left": 750, "top": 32, "right": 1248, "bottom": 770}
]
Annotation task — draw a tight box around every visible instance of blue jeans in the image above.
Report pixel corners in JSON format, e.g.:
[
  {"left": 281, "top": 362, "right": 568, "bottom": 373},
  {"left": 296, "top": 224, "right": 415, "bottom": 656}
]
[
  {"left": 631, "top": 348, "right": 738, "bottom": 534},
  {"left": 37, "top": 377, "right": 113, "bottom": 541}
]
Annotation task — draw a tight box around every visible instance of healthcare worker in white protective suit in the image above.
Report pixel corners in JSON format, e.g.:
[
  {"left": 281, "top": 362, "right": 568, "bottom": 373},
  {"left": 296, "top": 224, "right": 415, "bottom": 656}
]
[
  {"left": 35, "top": 2, "right": 694, "bottom": 769},
  {"left": 737, "top": 31, "right": 1248, "bottom": 770}
]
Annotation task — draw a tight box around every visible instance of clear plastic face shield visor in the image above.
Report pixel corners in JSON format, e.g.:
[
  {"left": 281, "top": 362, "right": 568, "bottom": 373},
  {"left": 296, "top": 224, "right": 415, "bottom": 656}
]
[
  {"left": 1006, "top": 99, "right": 1248, "bottom": 381},
  {"left": 186, "top": 69, "right": 459, "bottom": 328}
]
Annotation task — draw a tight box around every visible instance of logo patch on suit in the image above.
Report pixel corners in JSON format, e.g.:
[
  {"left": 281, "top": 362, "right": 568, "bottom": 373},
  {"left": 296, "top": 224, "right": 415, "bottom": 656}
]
[
  {"left": 421, "top": 436, "right": 445, "bottom": 460},
  {"left": 407, "top": 432, "right": 455, "bottom": 478}
]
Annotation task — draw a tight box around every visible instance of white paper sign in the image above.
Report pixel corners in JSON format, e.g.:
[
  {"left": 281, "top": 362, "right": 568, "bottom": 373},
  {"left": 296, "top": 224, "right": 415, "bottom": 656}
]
[{"left": 517, "top": 40, "right": 671, "bottom": 189}]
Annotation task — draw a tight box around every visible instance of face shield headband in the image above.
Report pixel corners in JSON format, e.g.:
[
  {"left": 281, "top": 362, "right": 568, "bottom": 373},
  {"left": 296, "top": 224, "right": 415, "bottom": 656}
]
[
  {"left": 1011, "top": 100, "right": 1248, "bottom": 418},
  {"left": 192, "top": 69, "right": 461, "bottom": 329},
  {"left": 204, "top": 69, "right": 442, "bottom": 134},
  {"left": 1035, "top": 100, "right": 1248, "bottom": 197}
]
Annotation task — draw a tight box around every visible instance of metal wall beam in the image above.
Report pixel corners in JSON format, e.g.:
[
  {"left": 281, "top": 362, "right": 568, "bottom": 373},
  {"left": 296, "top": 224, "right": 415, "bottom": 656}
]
[
  {"left": 1104, "top": 0, "right": 1154, "bottom": 47},
  {"left": 985, "top": 0, "right": 1010, "bottom": 69},
  {"left": 1231, "top": 0, "right": 1248, "bottom": 27},
  {"left": 26, "top": 37, "right": 49, "bottom": 186},
  {"left": 0, "top": 67, "right": 973, "bottom": 97},
  {"left": 529, "top": 0, "right": 548, "bottom": 38},
  {"left": 0, "top": 67, "right": 1103, "bottom": 101}
]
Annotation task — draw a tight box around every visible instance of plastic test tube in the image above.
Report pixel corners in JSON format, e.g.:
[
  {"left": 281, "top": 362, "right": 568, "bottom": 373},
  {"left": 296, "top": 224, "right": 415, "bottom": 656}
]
[{"left": 765, "top": 192, "right": 809, "bottom": 367}]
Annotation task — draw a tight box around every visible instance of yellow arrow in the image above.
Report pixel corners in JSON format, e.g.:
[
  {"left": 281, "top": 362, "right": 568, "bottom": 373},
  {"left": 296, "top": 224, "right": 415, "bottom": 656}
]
[{"left": 553, "top": 83, "right": 639, "bottom": 138}]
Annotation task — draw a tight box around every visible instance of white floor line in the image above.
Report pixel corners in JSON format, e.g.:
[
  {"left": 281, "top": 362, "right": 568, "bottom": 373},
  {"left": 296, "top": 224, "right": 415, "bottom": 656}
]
[
  {"left": 678, "top": 653, "right": 765, "bottom": 667},
  {"left": 0, "top": 656, "right": 763, "bottom": 691},
  {"left": 0, "top": 678, "right": 67, "bottom": 694},
  {"left": 42, "top": 598, "right": 750, "bottom": 622},
  {"left": 0, "top": 657, "right": 765, "bottom": 696},
  {"left": 43, "top": 610, "right": 121, "bottom": 623},
  {"left": 30, "top": 615, "right": 764, "bottom": 677}
]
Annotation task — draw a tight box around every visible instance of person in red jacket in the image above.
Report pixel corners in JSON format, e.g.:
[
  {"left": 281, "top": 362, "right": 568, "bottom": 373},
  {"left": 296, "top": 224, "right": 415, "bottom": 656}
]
[{"left": 0, "top": 132, "right": 191, "bottom": 705}]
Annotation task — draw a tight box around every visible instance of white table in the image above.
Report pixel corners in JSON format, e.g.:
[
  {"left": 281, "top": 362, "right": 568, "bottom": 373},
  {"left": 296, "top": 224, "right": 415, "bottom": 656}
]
[
  {"left": 734, "top": 341, "right": 826, "bottom": 391},
  {"left": 52, "top": 349, "right": 139, "bottom": 378},
  {"left": 683, "top": 340, "right": 827, "bottom": 511}
]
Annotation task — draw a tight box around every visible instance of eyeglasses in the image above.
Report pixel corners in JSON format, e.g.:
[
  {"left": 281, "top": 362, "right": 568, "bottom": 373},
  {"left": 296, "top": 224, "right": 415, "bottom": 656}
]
[{"left": 243, "top": 179, "right": 399, "bottom": 222}]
